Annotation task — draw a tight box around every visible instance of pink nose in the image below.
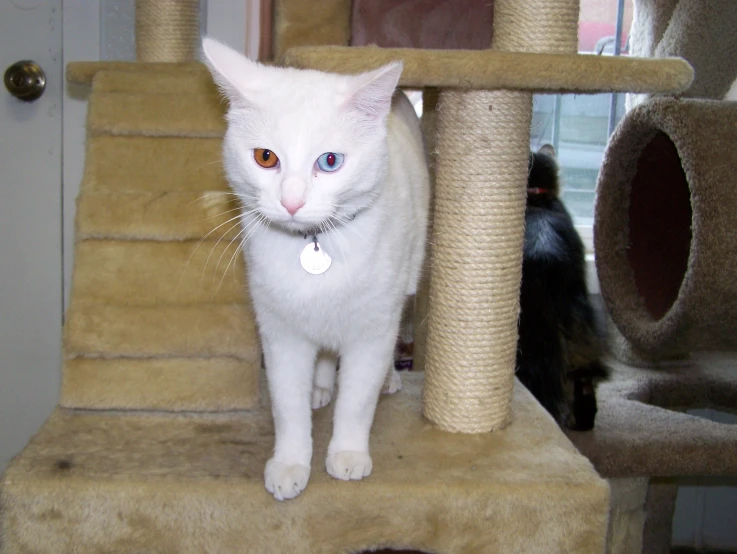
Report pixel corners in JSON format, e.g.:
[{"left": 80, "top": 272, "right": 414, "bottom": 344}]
[{"left": 281, "top": 199, "right": 305, "bottom": 216}]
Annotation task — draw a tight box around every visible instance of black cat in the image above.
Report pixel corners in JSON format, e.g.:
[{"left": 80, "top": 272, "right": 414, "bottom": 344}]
[{"left": 516, "top": 144, "right": 607, "bottom": 431}]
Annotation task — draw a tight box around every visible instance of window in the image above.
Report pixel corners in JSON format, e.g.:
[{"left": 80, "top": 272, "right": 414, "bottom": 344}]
[
  {"left": 531, "top": 0, "right": 633, "bottom": 237},
  {"left": 408, "top": 1, "right": 633, "bottom": 292}
]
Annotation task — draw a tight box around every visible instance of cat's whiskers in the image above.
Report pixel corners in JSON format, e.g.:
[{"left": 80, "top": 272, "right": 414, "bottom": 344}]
[
  {"left": 232, "top": 213, "right": 268, "bottom": 284},
  {"left": 214, "top": 226, "right": 248, "bottom": 293},
  {"left": 176, "top": 211, "right": 251, "bottom": 294},
  {"left": 193, "top": 159, "right": 225, "bottom": 171},
  {"left": 186, "top": 191, "right": 236, "bottom": 207},
  {"left": 210, "top": 212, "right": 264, "bottom": 284},
  {"left": 199, "top": 208, "right": 258, "bottom": 280},
  {"left": 191, "top": 206, "right": 244, "bottom": 223},
  {"left": 187, "top": 207, "right": 257, "bottom": 267},
  {"left": 186, "top": 191, "right": 254, "bottom": 209},
  {"left": 217, "top": 213, "right": 267, "bottom": 293},
  {"left": 203, "top": 221, "right": 247, "bottom": 284}
]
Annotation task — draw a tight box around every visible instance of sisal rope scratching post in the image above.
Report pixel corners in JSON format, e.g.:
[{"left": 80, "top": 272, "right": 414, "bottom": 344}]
[
  {"left": 423, "top": 0, "right": 580, "bottom": 433},
  {"left": 135, "top": 0, "right": 200, "bottom": 62}
]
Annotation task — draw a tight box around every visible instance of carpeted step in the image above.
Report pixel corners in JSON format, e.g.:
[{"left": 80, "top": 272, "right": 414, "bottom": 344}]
[
  {"left": 1, "top": 373, "right": 609, "bottom": 554},
  {"left": 60, "top": 357, "right": 259, "bottom": 411},
  {"left": 76, "top": 191, "right": 240, "bottom": 240},
  {"left": 82, "top": 136, "right": 227, "bottom": 192},
  {"left": 77, "top": 135, "right": 236, "bottom": 240},
  {"left": 61, "top": 299, "right": 260, "bottom": 410},
  {"left": 87, "top": 71, "right": 225, "bottom": 137},
  {"left": 71, "top": 240, "right": 247, "bottom": 305},
  {"left": 90, "top": 67, "right": 218, "bottom": 95},
  {"left": 64, "top": 303, "right": 256, "bottom": 359},
  {"left": 567, "top": 352, "right": 737, "bottom": 478}
]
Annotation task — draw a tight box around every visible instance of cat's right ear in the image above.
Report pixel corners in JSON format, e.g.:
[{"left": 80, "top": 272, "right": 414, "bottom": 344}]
[
  {"left": 343, "top": 62, "right": 403, "bottom": 121},
  {"left": 201, "top": 37, "right": 260, "bottom": 107}
]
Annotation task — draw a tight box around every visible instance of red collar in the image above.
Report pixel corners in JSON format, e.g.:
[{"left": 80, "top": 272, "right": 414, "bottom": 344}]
[{"left": 527, "top": 187, "right": 551, "bottom": 195}]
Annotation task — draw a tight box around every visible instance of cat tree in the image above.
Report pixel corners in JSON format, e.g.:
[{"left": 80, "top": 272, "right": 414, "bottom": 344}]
[
  {"left": 564, "top": 4, "right": 737, "bottom": 552},
  {"left": 0, "top": 1, "right": 692, "bottom": 552}
]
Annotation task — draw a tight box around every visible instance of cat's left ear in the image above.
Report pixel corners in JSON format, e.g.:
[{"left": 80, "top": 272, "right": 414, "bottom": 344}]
[{"left": 344, "top": 62, "right": 403, "bottom": 120}]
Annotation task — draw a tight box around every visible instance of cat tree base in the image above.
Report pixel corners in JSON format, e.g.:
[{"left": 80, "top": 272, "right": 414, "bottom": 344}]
[
  {"left": 567, "top": 351, "right": 737, "bottom": 554},
  {"left": 1, "top": 372, "right": 608, "bottom": 554}
]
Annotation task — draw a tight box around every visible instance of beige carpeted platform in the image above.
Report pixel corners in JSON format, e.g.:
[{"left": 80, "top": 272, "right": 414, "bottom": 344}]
[
  {"left": 566, "top": 352, "right": 737, "bottom": 554},
  {"left": 0, "top": 65, "right": 609, "bottom": 553},
  {"left": 1, "top": 374, "right": 610, "bottom": 553},
  {"left": 568, "top": 352, "right": 737, "bottom": 478}
]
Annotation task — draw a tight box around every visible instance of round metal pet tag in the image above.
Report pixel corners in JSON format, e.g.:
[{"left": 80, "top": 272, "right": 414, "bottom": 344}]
[{"left": 300, "top": 240, "right": 332, "bottom": 275}]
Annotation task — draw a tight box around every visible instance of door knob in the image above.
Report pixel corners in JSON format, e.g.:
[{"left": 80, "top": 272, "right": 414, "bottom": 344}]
[{"left": 4, "top": 61, "right": 46, "bottom": 102}]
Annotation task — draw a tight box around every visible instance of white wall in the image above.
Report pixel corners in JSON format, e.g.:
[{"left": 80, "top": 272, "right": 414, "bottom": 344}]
[{"left": 0, "top": 0, "right": 64, "bottom": 472}]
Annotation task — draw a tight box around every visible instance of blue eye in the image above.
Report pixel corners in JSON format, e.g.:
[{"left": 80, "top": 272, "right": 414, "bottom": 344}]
[{"left": 316, "top": 152, "right": 344, "bottom": 172}]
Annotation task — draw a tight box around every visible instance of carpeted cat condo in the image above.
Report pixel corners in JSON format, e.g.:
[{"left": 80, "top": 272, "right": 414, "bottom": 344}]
[
  {"left": 0, "top": 0, "right": 696, "bottom": 551},
  {"left": 580, "top": 97, "right": 737, "bottom": 552},
  {"left": 565, "top": 4, "right": 737, "bottom": 552},
  {"left": 595, "top": 98, "right": 737, "bottom": 364}
]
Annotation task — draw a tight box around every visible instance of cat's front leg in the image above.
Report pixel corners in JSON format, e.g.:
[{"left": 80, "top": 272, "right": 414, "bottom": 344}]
[
  {"left": 262, "top": 331, "right": 318, "bottom": 501},
  {"left": 326, "top": 332, "right": 396, "bottom": 481}
]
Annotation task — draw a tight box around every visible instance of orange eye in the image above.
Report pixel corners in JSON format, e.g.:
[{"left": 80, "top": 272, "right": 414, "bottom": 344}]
[{"left": 254, "top": 148, "right": 279, "bottom": 168}]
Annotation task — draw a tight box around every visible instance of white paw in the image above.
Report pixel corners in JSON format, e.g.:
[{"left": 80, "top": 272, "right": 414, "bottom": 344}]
[
  {"left": 264, "top": 458, "right": 310, "bottom": 501},
  {"left": 326, "top": 451, "right": 373, "bottom": 481},
  {"left": 312, "top": 385, "right": 333, "bottom": 410},
  {"left": 382, "top": 369, "right": 402, "bottom": 395}
]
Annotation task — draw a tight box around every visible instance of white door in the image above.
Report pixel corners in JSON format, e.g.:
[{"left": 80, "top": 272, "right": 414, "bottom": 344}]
[{"left": 0, "top": 0, "right": 63, "bottom": 471}]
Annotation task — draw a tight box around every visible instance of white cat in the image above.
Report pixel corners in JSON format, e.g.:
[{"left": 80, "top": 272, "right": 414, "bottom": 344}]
[{"left": 202, "top": 39, "right": 430, "bottom": 501}]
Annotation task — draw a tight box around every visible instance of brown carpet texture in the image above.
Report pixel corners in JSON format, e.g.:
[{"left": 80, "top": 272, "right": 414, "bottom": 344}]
[
  {"left": 630, "top": 0, "right": 737, "bottom": 100},
  {"left": 594, "top": 98, "right": 737, "bottom": 361},
  {"left": 0, "top": 65, "right": 612, "bottom": 553},
  {"left": 567, "top": 352, "right": 737, "bottom": 478},
  {"left": 567, "top": 350, "right": 737, "bottom": 553},
  {"left": 566, "top": 350, "right": 737, "bottom": 554}
]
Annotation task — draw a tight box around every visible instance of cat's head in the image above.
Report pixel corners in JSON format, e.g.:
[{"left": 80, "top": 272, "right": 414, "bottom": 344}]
[
  {"left": 202, "top": 38, "right": 402, "bottom": 234},
  {"left": 527, "top": 144, "right": 560, "bottom": 205}
]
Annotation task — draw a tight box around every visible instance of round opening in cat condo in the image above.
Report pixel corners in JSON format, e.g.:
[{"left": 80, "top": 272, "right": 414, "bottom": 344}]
[
  {"left": 626, "top": 131, "right": 692, "bottom": 321},
  {"left": 596, "top": 99, "right": 737, "bottom": 360},
  {"left": 594, "top": 102, "right": 698, "bottom": 358}
]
